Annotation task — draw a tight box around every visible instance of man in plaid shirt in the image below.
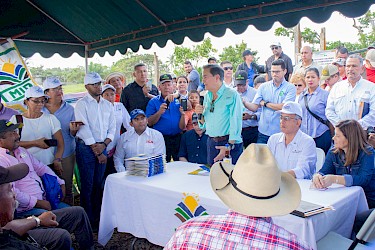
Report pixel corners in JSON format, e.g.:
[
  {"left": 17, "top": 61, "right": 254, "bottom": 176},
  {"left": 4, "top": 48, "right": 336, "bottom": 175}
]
[{"left": 165, "top": 144, "right": 312, "bottom": 250}]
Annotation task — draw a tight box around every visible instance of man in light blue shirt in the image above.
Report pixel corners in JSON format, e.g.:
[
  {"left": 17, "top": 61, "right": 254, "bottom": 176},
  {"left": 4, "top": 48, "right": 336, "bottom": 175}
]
[
  {"left": 196, "top": 64, "right": 243, "bottom": 165},
  {"left": 244, "top": 59, "right": 296, "bottom": 143},
  {"left": 267, "top": 102, "right": 317, "bottom": 179},
  {"left": 235, "top": 70, "right": 260, "bottom": 148}
]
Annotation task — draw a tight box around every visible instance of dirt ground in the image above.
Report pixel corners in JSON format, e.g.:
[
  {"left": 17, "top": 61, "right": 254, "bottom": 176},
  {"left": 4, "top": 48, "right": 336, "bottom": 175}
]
[{"left": 73, "top": 195, "right": 163, "bottom": 250}]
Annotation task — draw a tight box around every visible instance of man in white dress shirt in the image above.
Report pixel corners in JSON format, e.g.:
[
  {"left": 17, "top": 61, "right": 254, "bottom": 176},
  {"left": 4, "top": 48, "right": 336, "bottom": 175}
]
[
  {"left": 74, "top": 72, "right": 115, "bottom": 228},
  {"left": 267, "top": 102, "right": 317, "bottom": 179},
  {"left": 114, "top": 109, "right": 165, "bottom": 172},
  {"left": 326, "top": 54, "right": 375, "bottom": 129}
]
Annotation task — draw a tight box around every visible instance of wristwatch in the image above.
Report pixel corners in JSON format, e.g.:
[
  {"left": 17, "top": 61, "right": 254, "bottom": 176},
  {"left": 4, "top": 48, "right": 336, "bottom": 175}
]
[
  {"left": 27, "top": 215, "right": 40, "bottom": 227},
  {"left": 264, "top": 101, "right": 269, "bottom": 108}
]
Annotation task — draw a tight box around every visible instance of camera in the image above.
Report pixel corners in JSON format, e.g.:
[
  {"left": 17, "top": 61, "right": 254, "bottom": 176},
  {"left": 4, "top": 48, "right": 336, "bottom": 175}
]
[{"left": 367, "top": 126, "right": 375, "bottom": 135}]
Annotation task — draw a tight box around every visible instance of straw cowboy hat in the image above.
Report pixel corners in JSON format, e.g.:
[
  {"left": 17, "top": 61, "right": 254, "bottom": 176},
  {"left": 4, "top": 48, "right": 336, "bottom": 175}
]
[
  {"left": 105, "top": 72, "right": 125, "bottom": 84},
  {"left": 210, "top": 143, "right": 301, "bottom": 217}
]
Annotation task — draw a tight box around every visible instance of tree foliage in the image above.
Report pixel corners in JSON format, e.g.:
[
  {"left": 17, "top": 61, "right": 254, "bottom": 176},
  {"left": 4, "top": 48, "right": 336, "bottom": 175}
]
[
  {"left": 274, "top": 10, "right": 375, "bottom": 52},
  {"left": 218, "top": 41, "right": 259, "bottom": 70},
  {"left": 168, "top": 38, "right": 217, "bottom": 76}
]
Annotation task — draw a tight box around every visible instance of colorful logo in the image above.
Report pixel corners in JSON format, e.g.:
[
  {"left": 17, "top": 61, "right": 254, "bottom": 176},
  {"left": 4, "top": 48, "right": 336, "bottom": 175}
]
[{"left": 174, "top": 193, "right": 208, "bottom": 223}]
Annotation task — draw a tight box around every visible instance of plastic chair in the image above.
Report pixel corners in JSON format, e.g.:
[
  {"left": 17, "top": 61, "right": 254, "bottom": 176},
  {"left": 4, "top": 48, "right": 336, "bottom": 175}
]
[
  {"left": 317, "top": 209, "right": 375, "bottom": 249},
  {"left": 315, "top": 148, "right": 325, "bottom": 172}
]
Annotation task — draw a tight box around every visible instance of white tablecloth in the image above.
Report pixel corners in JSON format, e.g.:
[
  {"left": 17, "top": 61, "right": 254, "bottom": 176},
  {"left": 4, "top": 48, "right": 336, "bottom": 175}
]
[{"left": 98, "top": 161, "right": 368, "bottom": 249}]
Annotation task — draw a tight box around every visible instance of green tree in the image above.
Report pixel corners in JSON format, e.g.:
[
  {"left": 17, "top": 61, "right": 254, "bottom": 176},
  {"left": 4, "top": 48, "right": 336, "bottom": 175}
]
[
  {"left": 275, "top": 11, "right": 375, "bottom": 52},
  {"left": 218, "top": 41, "right": 259, "bottom": 70},
  {"left": 169, "top": 38, "right": 217, "bottom": 76},
  {"left": 111, "top": 52, "right": 168, "bottom": 84}
]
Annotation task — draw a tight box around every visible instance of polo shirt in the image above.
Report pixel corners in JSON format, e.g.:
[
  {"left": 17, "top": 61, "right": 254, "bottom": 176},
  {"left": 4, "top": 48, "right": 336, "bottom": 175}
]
[
  {"left": 120, "top": 81, "right": 159, "bottom": 112},
  {"left": 0, "top": 105, "right": 19, "bottom": 120},
  {"left": 178, "top": 129, "right": 208, "bottom": 164},
  {"left": 43, "top": 101, "right": 75, "bottom": 158},
  {"left": 146, "top": 95, "right": 182, "bottom": 136},
  {"left": 252, "top": 79, "right": 296, "bottom": 136}
]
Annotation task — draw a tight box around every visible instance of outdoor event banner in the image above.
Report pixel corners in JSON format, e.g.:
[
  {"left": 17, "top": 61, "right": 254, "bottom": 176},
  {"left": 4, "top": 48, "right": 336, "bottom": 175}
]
[{"left": 0, "top": 38, "right": 37, "bottom": 105}]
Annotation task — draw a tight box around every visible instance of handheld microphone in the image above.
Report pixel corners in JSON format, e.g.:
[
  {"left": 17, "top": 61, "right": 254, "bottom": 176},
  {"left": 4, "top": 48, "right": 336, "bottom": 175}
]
[{"left": 198, "top": 95, "right": 204, "bottom": 120}]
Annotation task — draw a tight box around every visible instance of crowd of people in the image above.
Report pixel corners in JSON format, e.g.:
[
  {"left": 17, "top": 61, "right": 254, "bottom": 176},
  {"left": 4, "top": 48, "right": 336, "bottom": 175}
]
[{"left": 1, "top": 42, "right": 375, "bottom": 249}]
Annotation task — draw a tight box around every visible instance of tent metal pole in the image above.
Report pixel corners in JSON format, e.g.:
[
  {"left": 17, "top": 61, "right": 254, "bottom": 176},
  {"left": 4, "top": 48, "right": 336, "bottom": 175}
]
[{"left": 85, "top": 45, "right": 89, "bottom": 74}]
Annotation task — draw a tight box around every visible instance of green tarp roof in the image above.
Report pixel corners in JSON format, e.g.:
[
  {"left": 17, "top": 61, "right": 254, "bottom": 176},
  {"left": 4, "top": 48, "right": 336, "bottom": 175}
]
[{"left": 1, "top": 0, "right": 373, "bottom": 58}]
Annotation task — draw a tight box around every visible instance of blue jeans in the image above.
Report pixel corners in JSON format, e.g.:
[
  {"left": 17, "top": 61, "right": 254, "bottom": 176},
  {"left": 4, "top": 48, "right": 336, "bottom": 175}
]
[
  {"left": 76, "top": 139, "right": 106, "bottom": 226},
  {"left": 16, "top": 202, "right": 70, "bottom": 218},
  {"left": 257, "top": 132, "right": 270, "bottom": 144},
  {"left": 207, "top": 137, "right": 243, "bottom": 165}
]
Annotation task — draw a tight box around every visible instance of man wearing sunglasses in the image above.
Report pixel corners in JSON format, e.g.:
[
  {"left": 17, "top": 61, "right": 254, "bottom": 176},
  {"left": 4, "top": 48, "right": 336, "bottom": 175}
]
[
  {"left": 236, "top": 50, "right": 261, "bottom": 87},
  {"left": 265, "top": 42, "right": 293, "bottom": 81},
  {"left": 195, "top": 64, "right": 243, "bottom": 165},
  {"left": 220, "top": 61, "right": 235, "bottom": 88}
]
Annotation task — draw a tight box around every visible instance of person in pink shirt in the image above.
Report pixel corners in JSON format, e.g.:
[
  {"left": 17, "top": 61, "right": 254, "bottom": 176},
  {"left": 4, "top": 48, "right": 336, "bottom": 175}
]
[{"left": 0, "top": 119, "right": 67, "bottom": 218}]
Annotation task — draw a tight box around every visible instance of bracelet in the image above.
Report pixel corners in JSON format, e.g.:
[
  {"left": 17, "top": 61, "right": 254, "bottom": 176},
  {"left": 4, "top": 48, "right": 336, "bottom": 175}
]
[
  {"left": 53, "top": 158, "right": 62, "bottom": 162},
  {"left": 264, "top": 101, "right": 269, "bottom": 108},
  {"left": 101, "top": 141, "right": 108, "bottom": 147},
  {"left": 27, "top": 215, "right": 40, "bottom": 227}
]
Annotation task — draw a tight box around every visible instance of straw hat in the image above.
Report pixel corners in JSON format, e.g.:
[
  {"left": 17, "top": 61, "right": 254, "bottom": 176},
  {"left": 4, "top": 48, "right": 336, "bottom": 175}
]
[
  {"left": 210, "top": 144, "right": 301, "bottom": 217},
  {"left": 105, "top": 72, "right": 125, "bottom": 84}
]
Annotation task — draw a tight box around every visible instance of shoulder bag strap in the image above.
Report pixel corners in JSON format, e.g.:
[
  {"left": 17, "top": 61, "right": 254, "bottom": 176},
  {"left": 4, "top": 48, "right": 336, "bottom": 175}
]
[{"left": 303, "top": 95, "right": 329, "bottom": 126}]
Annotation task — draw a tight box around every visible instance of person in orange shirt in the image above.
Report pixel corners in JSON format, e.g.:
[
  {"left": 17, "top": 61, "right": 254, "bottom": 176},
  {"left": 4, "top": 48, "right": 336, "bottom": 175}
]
[{"left": 105, "top": 72, "right": 126, "bottom": 102}]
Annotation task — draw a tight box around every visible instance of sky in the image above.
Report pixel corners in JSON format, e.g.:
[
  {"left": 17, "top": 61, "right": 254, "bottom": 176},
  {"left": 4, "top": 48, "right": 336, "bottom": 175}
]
[{"left": 27, "top": 4, "right": 375, "bottom": 69}]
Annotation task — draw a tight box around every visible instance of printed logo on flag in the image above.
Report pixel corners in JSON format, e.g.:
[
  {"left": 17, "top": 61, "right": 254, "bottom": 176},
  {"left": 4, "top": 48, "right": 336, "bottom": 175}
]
[
  {"left": 174, "top": 193, "right": 208, "bottom": 223},
  {"left": 0, "top": 39, "right": 37, "bottom": 103}
]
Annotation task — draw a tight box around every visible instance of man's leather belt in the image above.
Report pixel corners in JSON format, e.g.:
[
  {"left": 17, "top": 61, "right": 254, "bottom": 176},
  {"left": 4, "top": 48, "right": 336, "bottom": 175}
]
[
  {"left": 209, "top": 135, "right": 229, "bottom": 142},
  {"left": 242, "top": 126, "right": 258, "bottom": 131}
]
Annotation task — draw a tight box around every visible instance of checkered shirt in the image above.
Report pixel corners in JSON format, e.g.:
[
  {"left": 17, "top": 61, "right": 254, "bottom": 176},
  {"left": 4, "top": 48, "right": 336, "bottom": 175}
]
[{"left": 164, "top": 210, "right": 312, "bottom": 250}]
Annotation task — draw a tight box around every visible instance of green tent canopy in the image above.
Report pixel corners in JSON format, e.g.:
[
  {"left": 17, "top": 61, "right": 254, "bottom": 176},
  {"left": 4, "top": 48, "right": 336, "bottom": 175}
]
[{"left": 1, "top": 0, "right": 373, "bottom": 58}]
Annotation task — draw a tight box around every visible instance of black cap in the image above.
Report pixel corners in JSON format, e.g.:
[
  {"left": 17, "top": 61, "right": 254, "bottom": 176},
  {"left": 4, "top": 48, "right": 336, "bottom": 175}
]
[
  {"left": 0, "top": 164, "right": 29, "bottom": 185},
  {"left": 159, "top": 74, "right": 173, "bottom": 84},
  {"left": 0, "top": 120, "right": 22, "bottom": 133},
  {"left": 242, "top": 50, "right": 253, "bottom": 57},
  {"left": 234, "top": 70, "right": 248, "bottom": 85}
]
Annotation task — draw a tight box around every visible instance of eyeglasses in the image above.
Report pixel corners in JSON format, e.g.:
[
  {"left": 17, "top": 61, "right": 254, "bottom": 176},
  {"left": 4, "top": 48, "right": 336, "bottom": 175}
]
[
  {"left": 49, "top": 87, "right": 63, "bottom": 92},
  {"left": 223, "top": 67, "right": 233, "bottom": 71},
  {"left": 210, "top": 99, "right": 215, "bottom": 113},
  {"left": 271, "top": 46, "right": 279, "bottom": 50},
  {"left": 280, "top": 115, "right": 300, "bottom": 121},
  {"left": 294, "top": 84, "right": 303, "bottom": 87},
  {"left": 29, "top": 99, "right": 47, "bottom": 104}
]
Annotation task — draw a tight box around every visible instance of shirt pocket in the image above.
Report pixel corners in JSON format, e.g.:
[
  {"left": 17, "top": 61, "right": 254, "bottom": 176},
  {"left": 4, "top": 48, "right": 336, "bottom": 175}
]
[
  {"left": 349, "top": 162, "right": 361, "bottom": 175},
  {"left": 144, "top": 141, "right": 155, "bottom": 154},
  {"left": 287, "top": 149, "right": 301, "bottom": 169},
  {"left": 333, "top": 162, "right": 347, "bottom": 175}
]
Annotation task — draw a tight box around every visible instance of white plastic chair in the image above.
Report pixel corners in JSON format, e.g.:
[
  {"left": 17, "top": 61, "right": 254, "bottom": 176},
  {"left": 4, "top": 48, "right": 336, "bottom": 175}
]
[
  {"left": 317, "top": 209, "right": 375, "bottom": 249},
  {"left": 315, "top": 148, "right": 325, "bottom": 172}
]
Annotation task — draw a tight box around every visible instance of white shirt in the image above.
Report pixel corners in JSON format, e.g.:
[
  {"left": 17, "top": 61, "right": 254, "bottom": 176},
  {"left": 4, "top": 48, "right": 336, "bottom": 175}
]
[
  {"left": 10, "top": 113, "right": 61, "bottom": 165},
  {"left": 113, "top": 127, "right": 166, "bottom": 172},
  {"left": 293, "top": 60, "right": 322, "bottom": 75},
  {"left": 224, "top": 79, "right": 234, "bottom": 88},
  {"left": 107, "top": 102, "right": 131, "bottom": 152},
  {"left": 74, "top": 94, "right": 115, "bottom": 145},
  {"left": 267, "top": 130, "right": 317, "bottom": 179},
  {"left": 325, "top": 77, "right": 375, "bottom": 129}
]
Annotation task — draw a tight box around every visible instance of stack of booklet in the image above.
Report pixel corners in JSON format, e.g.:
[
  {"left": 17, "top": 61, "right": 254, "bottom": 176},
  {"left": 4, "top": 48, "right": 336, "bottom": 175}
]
[
  {"left": 125, "top": 154, "right": 166, "bottom": 177},
  {"left": 291, "top": 200, "right": 333, "bottom": 218}
]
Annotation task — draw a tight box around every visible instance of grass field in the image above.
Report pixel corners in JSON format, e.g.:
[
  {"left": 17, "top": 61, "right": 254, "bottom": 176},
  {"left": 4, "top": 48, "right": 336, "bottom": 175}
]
[{"left": 62, "top": 84, "right": 86, "bottom": 94}]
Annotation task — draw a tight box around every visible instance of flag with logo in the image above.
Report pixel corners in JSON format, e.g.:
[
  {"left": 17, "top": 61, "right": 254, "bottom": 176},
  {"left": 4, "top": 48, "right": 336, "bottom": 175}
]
[{"left": 0, "top": 38, "right": 37, "bottom": 109}]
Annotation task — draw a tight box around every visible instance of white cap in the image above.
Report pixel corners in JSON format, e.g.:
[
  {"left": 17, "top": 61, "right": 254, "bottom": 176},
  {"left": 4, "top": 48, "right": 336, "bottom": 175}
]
[
  {"left": 276, "top": 101, "right": 302, "bottom": 117},
  {"left": 84, "top": 72, "right": 103, "bottom": 85},
  {"left": 365, "top": 49, "right": 375, "bottom": 68},
  {"left": 270, "top": 41, "right": 281, "bottom": 47},
  {"left": 24, "top": 86, "right": 48, "bottom": 99},
  {"left": 101, "top": 84, "right": 116, "bottom": 94},
  {"left": 43, "top": 77, "right": 62, "bottom": 91}
]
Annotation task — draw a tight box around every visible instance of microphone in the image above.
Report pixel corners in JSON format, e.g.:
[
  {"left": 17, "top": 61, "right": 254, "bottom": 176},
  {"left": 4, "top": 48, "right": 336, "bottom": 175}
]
[{"left": 198, "top": 95, "right": 204, "bottom": 120}]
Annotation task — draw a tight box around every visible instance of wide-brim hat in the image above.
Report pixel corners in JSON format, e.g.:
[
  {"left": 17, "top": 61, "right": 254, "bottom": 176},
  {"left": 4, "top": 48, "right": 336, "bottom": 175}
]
[
  {"left": 210, "top": 144, "right": 301, "bottom": 217},
  {"left": 0, "top": 163, "right": 29, "bottom": 185},
  {"left": 105, "top": 72, "right": 125, "bottom": 84}
]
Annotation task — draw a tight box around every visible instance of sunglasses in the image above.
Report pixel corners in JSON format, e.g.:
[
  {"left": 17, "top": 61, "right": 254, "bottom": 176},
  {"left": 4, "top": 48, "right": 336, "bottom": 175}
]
[
  {"left": 223, "top": 67, "right": 233, "bottom": 71},
  {"left": 210, "top": 99, "right": 215, "bottom": 113},
  {"left": 294, "top": 84, "right": 303, "bottom": 87},
  {"left": 271, "top": 46, "right": 279, "bottom": 50}
]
